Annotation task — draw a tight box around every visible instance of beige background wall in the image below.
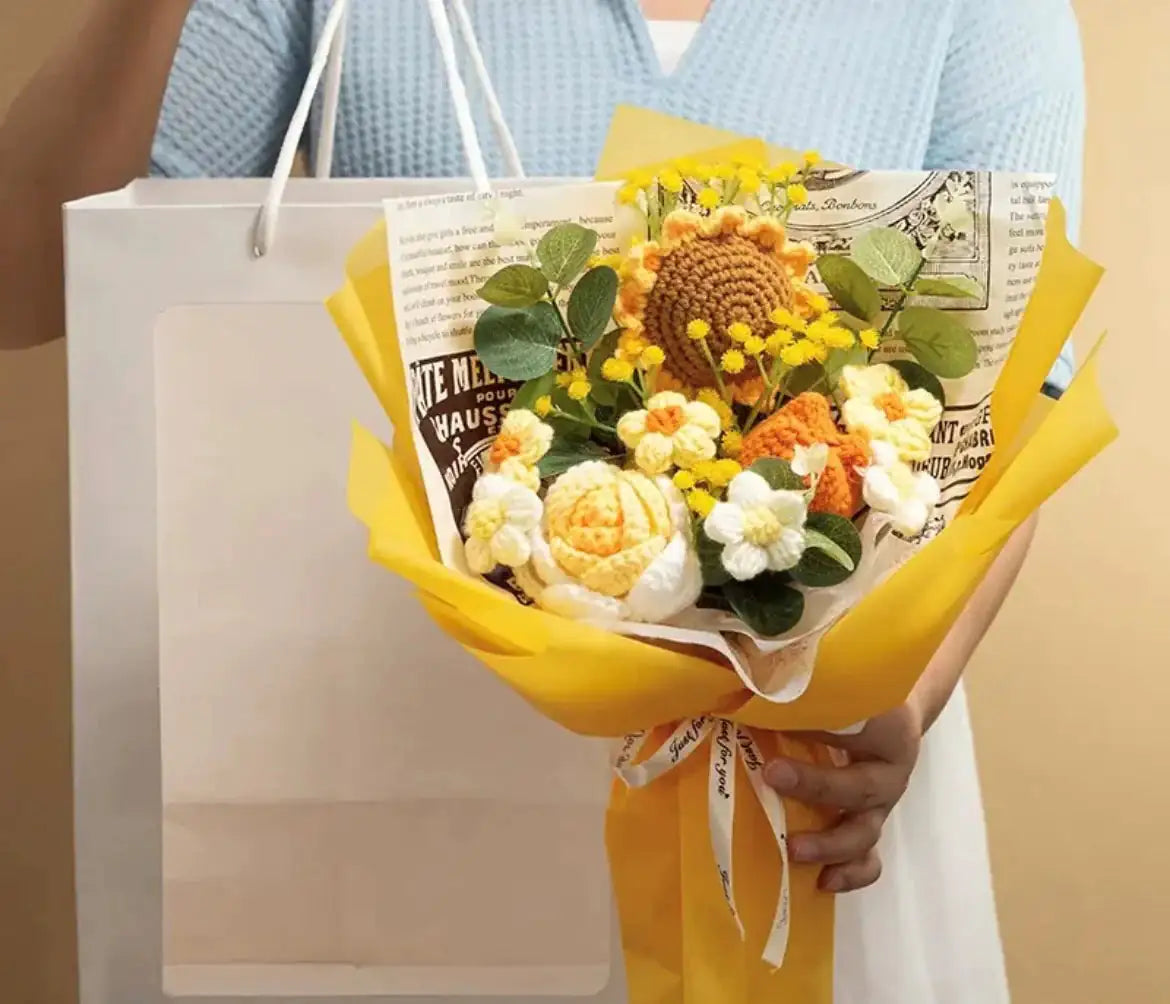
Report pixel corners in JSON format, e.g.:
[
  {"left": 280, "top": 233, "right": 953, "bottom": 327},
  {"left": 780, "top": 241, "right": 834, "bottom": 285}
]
[{"left": 1, "top": 1, "right": 1166, "bottom": 1001}]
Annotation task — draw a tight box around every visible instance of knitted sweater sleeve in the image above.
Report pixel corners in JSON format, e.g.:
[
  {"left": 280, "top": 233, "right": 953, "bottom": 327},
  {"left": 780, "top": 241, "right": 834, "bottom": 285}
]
[
  {"left": 925, "top": 0, "right": 1086, "bottom": 394},
  {"left": 150, "top": 0, "right": 312, "bottom": 178}
]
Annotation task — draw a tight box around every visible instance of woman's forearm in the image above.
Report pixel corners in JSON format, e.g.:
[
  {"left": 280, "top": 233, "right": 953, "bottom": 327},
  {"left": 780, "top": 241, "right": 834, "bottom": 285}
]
[
  {"left": 909, "top": 513, "right": 1039, "bottom": 734},
  {"left": 0, "top": 0, "right": 193, "bottom": 350}
]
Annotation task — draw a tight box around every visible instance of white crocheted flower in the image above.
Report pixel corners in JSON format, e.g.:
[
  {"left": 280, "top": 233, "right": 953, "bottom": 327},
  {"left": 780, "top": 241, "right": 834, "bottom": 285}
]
[
  {"left": 703, "top": 470, "right": 809, "bottom": 581},
  {"left": 862, "top": 440, "right": 941, "bottom": 537},
  {"left": 462, "top": 473, "right": 543, "bottom": 574}
]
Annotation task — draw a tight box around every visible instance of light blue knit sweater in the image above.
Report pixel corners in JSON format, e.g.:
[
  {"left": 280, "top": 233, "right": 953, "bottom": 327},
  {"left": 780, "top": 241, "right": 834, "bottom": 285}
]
[{"left": 152, "top": 0, "right": 1084, "bottom": 391}]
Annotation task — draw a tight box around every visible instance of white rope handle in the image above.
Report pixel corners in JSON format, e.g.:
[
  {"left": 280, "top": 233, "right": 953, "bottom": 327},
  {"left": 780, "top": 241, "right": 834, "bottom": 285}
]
[
  {"left": 252, "top": 0, "right": 351, "bottom": 257},
  {"left": 449, "top": 0, "right": 525, "bottom": 179},
  {"left": 253, "top": 0, "right": 528, "bottom": 258},
  {"left": 423, "top": 0, "right": 490, "bottom": 195}
]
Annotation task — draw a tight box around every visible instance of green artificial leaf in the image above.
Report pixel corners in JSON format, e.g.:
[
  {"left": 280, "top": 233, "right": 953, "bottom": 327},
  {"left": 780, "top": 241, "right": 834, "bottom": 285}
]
[
  {"left": 913, "top": 275, "right": 983, "bottom": 299},
  {"left": 783, "top": 363, "right": 828, "bottom": 396},
  {"left": 537, "top": 223, "right": 599, "bottom": 285},
  {"left": 725, "top": 573, "right": 806, "bottom": 637},
  {"left": 474, "top": 302, "right": 562, "bottom": 381},
  {"left": 696, "top": 587, "right": 735, "bottom": 614},
  {"left": 824, "top": 344, "right": 869, "bottom": 394},
  {"left": 817, "top": 254, "right": 882, "bottom": 322},
  {"left": 567, "top": 266, "right": 619, "bottom": 349},
  {"left": 851, "top": 228, "right": 923, "bottom": 286},
  {"left": 749, "top": 458, "right": 806, "bottom": 492},
  {"left": 697, "top": 529, "right": 731, "bottom": 587},
  {"left": 834, "top": 311, "right": 875, "bottom": 333},
  {"left": 552, "top": 385, "right": 596, "bottom": 420},
  {"left": 896, "top": 305, "right": 978, "bottom": 379},
  {"left": 510, "top": 371, "right": 558, "bottom": 412},
  {"left": 537, "top": 438, "right": 612, "bottom": 478},
  {"left": 477, "top": 264, "right": 549, "bottom": 308},
  {"left": 791, "top": 513, "right": 863, "bottom": 588},
  {"left": 889, "top": 359, "right": 947, "bottom": 408}
]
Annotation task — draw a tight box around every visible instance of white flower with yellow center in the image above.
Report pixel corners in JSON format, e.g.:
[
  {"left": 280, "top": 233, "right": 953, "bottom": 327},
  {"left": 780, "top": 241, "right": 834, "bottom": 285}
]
[
  {"left": 839, "top": 363, "right": 943, "bottom": 463},
  {"left": 703, "top": 470, "right": 809, "bottom": 581},
  {"left": 489, "top": 408, "right": 553, "bottom": 468},
  {"left": 513, "top": 461, "right": 701, "bottom": 623},
  {"left": 862, "top": 440, "right": 941, "bottom": 537},
  {"left": 495, "top": 457, "right": 541, "bottom": 493},
  {"left": 462, "top": 473, "right": 543, "bottom": 574},
  {"left": 616, "top": 391, "right": 722, "bottom": 475}
]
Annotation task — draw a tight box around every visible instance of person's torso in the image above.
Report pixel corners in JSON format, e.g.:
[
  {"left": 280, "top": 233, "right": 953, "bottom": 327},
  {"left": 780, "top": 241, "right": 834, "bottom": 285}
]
[{"left": 313, "top": 0, "right": 960, "bottom": 178}]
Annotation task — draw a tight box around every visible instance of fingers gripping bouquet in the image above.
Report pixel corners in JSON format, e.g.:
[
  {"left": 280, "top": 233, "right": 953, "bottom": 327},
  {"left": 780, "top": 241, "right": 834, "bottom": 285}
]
[{"left": 328, "top": 110, "right": 1115, "bottom": 1003}]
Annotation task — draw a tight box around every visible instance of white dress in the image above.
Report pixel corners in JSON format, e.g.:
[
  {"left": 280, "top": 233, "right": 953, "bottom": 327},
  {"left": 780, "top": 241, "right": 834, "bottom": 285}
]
[{"left": 646, "top": 21, "right": 1011, "bottom": 1004}]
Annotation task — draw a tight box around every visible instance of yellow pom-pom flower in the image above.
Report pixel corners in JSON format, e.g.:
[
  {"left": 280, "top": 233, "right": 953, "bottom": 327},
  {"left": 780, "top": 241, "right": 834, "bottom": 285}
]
[
  {"left": 744, "top": 334, "right": 766, "bottom": 356},
  {"left": 737, "top": 167, "right": 762, "bottom": 191},
  {"left": 721, "top": 349, "right": 747, "bottom": 374},
  {"left": 618, "top": 184, "right": 641, "bottom": 206},
  {"left": 568, "top": 379, "right": 592, "bottom": 401},
  {"left": 601, "top": 357, "right": 635, "bottom": 382},
  {"left": 727, "top": 321, "right": 752, "bottom": 344},
  {"left": 769, "top": 307, "right": 806, "bottom": 332},
  {"left": 659, "top": 168, "right": 685, "bottom": 194},
  {"left": 687, "top": 318, "right": 711, "bottom": 341},
  {"left": 767, "top": 162, "right": 797, "bottom": 184},
  {"left": 687, "top": 489, "right": 717, "bottom": 518},
  {"left": 823, "top": 327, "right": 856, "bottom": 350},
  {"left": 765, "top": 329, "right": 795, "bottom": 355},
  {"left": 673, "top": 470, "right": 697, "bottom": 491},
  {"left": 860, "top": 328, "right": 881, "bottom": 350},
  {"left": 780, "top": 342, "right": 810, "bottom": 368},
  {"left": 787, "top": 183, "right": 810, "bottom": 206},
  {"left": 690, "top": 459, "right": 719, "bottom": 483},
  {"left": 712, "top": 458, "right": 743, "bottom": 487},
  {"left": 534, "top": 395, "right": 553, "bottom": 418},
  {"left": 803, "top": 150, "right": 822, "bottom": 167},
  {"left": 698, "top": 187, "right": 721, "bottom": 210},
  {"left": 640, "top": 344, "right": 666, "bottom": 368},
  {"left": 616, "top": 390, "right": 722, "bottom": 475},
  {"left": 721, "top": 430, "right": 744, "bottom": 457}
]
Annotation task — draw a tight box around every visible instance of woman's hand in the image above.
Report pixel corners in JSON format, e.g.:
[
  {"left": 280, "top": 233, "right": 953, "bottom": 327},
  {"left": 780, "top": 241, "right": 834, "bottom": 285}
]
[{"left": 764, "top": 700, "right": 923, "bottom": 893}]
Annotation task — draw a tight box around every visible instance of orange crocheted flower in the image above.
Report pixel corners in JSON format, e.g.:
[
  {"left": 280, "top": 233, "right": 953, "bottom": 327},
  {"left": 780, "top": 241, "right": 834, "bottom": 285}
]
[{"left": 739, "top": 393, "right": 870, "bottom": 517}]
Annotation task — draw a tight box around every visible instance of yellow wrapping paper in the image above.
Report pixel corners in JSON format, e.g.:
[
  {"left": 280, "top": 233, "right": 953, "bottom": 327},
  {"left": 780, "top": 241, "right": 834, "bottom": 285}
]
[{"left": 326, "top": 108, "right": 1116, "bottom": 1003}]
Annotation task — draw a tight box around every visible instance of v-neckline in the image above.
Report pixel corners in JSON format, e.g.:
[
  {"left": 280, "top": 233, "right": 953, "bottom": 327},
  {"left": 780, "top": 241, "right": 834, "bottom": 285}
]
[{"left": 623, "top": 0, "right": 722, "bottom": 84}]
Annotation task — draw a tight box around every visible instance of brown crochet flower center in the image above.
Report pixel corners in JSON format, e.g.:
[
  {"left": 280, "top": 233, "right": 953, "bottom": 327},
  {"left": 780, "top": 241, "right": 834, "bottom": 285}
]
[{"left": 642, "top": 233, "right": 795, "bottom": 386}]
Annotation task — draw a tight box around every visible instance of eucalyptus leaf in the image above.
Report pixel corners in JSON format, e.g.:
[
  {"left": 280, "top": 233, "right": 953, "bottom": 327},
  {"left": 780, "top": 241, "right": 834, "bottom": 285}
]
[
  {"left": 852, "top": 228, "right": 922, "bottom": 286},
  {"left": 697, "top": 529, "right": 731, "bottom": 587},
  {"left": 913, "top": 275, "right": 983, "bottom": 299},
  {"left": 889, "top": 359, "right": 947, "bottom": 408},
  {"left": 749, "top": 458, "right": 806, "bottom": 491},
  {"left": 783, "top": 363, "right": 828, "bottom": 396},
  {"left": 725, "top": 573, "right": 805, "bottom": 637},
  {"left": 567, "top": 266, "right": 619, "bottom": 349},
  {"left": 510, "top": 371, "right": 557, "bottom": 412},
  {"left": 896, "top": 306, "right": 978, "bottom": 379},
  {"left": 817, "top": 254, "right": 882, "bottom": 322},
  {"left": 473, "top": 302, "right": 562, "bottom": 381},
  {"left": 537, "top": 223, "right": 599, "bottom": 285},
  {"left": 791, "top": 513, "right": 863, "bottom": 588},
  {"left": 537, "top": 438, "right": 613, "bottom": 478},
  {"left": 477, "top": 264, "right": 549, "bottom": 308}
]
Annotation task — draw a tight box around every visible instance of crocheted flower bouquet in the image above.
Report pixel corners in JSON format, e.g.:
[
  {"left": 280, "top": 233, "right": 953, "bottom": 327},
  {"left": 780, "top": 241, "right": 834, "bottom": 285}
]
[{"left": 327, "top": 110, "right": 1115, "bottom": 1004}]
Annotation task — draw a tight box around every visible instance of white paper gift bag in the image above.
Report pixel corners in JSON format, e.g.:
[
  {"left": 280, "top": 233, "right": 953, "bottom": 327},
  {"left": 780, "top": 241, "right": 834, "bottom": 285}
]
[{"left": 66, "top": 2, "right": 623, "bottom": 1001}]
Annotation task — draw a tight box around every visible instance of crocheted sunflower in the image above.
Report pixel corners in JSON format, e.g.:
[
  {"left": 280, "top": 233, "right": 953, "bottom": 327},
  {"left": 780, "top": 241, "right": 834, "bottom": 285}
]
[
  {"left": 615, "top": 206, "right": 817, "bottom": 404},
  {"left": 739, "top": 392, "right": 871, "bottom": 518}
]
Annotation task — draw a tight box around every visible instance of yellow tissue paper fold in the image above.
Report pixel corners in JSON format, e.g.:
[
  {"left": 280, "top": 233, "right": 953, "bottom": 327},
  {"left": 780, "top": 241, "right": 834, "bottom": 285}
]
[{"left": 326, "top": 106, "right": 1116, "bottom": 1004}]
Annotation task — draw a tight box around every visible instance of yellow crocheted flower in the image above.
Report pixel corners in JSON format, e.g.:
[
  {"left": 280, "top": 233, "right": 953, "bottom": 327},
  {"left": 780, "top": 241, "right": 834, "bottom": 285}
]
[
  {"left": 496, "top": 457, "right": 541, "bottom": 493},
  {"left": 839, "top": 363, "right": 943, "bottom": 463},
  {"left": 515, "top": 461, "right": 701, "bottom": 622},
  {"left": 490, "top": 409, "right": 553, "bottom": 467},
  {"left": 613, "top": 207, "right": 822, "bottom": 395},
  {"left": 616, "top": 390, "right": 722, "bottom": 475}
]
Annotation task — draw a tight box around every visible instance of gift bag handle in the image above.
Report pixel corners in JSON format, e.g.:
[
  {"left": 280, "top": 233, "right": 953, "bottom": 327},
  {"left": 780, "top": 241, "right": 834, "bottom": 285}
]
[{"left": 253, "top": 0, "right": 527, "bottom": 258}]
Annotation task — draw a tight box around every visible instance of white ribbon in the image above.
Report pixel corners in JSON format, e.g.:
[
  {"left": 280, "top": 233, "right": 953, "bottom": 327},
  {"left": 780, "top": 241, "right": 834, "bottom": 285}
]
[{"left": 614, "top": 717, "right": 791, "bottom": 969}]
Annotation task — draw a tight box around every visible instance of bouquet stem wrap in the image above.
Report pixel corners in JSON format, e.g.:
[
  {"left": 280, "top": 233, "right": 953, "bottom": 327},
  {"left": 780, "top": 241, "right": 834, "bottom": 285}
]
[{"left": 328, "top": 110, "right": 1116, "bottom": 1003}]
